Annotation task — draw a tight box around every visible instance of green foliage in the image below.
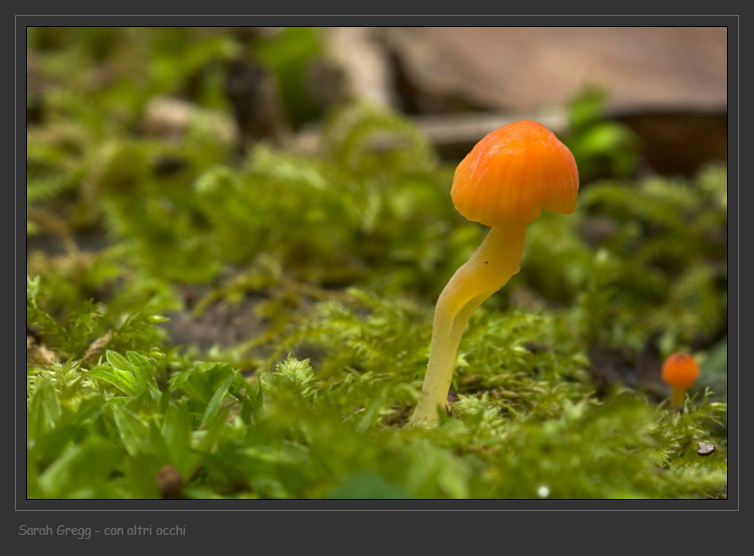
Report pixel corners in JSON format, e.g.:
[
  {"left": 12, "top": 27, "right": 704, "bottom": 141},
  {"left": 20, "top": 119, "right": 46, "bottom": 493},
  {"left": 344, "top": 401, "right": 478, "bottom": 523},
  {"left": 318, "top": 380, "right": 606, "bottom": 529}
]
[
  {"left": 255, "top": 26, "right": 325, "bottom": 128},
  {"left": 578, "top": 165, "right": 727, "bottom": 351},
  {"left": 520, "top": 163, "right": 726, "bottom": 358},
  {"left": 564, "top": 86, "right": 640, "bottom": 181},
  {"left": 27, "top": 28, "right": 727, "bottom": 500},
  {"left": 184, "top": 102, "right": 456, "bottom": 296}
]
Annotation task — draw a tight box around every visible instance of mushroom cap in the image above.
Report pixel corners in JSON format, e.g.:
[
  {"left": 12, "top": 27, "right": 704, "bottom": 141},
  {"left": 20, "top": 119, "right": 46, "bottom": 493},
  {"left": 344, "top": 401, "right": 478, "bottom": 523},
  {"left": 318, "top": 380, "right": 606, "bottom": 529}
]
[
  {"left": 661, "top": 353, "right": 700, "bottom": 390},
  {"left": 450, "top": 120, "right": 579, "bottom": 227}
]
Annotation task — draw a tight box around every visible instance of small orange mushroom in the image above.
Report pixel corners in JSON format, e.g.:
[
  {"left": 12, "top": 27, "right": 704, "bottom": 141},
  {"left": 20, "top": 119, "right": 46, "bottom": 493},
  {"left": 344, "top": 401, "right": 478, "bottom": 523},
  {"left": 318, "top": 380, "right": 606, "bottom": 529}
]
[
  {"left": 408, "top": 120, "right": 579, "bottom": 426},
  {"left": 661, "top": 353, "right": 700, "bottom": 408}
]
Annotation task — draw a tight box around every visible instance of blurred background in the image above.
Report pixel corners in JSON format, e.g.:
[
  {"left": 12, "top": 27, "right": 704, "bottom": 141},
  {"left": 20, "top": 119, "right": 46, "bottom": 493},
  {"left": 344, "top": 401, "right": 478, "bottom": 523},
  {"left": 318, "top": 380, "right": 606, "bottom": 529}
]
[
  {"left": 27, "top": 26, "right": 727, "bottom": 403},
  {"left": 26, "top": 27, "right": 727, "bottom": 172}
]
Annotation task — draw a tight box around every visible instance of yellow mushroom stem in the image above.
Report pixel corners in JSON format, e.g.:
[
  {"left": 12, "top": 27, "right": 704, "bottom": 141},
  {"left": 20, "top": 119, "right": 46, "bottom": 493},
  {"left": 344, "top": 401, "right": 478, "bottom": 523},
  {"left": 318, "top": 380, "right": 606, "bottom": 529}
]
[
  {"left": 408, "top": 220, "right": 529, "bottom": 426},
  {"left": 670, "top": 387, "right": 687, "bottom": 408}
]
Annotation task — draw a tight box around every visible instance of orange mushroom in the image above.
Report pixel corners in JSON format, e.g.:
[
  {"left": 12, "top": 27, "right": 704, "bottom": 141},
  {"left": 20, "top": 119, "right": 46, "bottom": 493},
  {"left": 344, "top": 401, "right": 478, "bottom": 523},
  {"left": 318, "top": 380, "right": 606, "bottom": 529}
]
[
  {"left": 661, "top": 353, "right": 700, "bottom": 408},
  {"left": 408, "top": 120, "right": 579, "bottom": 426}
]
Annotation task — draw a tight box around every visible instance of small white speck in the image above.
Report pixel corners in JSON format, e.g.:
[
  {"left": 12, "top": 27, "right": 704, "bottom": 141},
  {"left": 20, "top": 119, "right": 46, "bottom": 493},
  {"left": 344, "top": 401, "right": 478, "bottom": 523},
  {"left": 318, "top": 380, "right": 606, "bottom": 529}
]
[{"left": 537, "top": 485, "right": 550, "bottom": 498}]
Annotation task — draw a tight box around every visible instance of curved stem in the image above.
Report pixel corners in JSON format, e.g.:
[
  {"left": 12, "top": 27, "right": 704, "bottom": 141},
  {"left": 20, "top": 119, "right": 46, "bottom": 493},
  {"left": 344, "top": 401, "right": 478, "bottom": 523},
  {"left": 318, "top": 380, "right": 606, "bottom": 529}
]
[{"left": 408, "top": 222, "right": 528, "bottom": 426}]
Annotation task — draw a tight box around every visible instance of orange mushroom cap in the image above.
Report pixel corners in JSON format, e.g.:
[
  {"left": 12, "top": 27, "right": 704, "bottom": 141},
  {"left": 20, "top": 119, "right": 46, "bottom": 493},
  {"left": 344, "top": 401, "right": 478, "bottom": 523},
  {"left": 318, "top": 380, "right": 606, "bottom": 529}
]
[
  {"left": 661, "top": 353, "right": 700, "bottom": 390},
  {"left": 450, "top": 120, "right": 579, "bottom": 227}
]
